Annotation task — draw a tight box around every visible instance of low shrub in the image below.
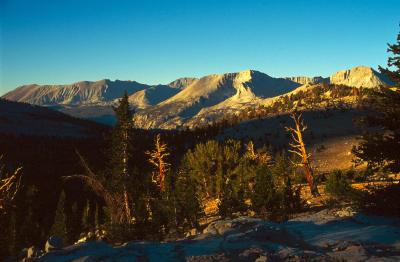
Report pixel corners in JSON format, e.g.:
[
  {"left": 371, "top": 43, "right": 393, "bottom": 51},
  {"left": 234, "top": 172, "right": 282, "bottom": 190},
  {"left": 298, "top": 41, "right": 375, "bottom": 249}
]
[
  {"left": 325, "top": 169, "right": 353, "bottom": 198},
  {"left": 251, "top": 166, "right": 304, "bottom": 221}
]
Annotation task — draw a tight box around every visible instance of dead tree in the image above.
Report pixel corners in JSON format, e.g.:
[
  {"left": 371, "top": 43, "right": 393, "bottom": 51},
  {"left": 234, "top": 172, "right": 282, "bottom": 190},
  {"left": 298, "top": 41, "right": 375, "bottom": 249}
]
[
  {"left": 285, "top": 112, "right": 320, "bottom": 196},
  {"left": 146, "top": 134, "right": 170, "bottom": 192},
  {"left": 245, "top": 141, "right": 272, "bottom": 165},
  {"left": 0, "top": 155, "right": 22, "bottom": 215},
  {"left": 63, "top": 151, "right": 132, "bottom": 224}
]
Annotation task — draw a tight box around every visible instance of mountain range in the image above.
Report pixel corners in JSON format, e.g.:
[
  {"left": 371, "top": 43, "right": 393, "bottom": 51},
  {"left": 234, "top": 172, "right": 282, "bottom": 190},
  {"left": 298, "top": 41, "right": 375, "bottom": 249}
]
[{"left": 2, "top": 66, "right": 393, "bottom": 128}]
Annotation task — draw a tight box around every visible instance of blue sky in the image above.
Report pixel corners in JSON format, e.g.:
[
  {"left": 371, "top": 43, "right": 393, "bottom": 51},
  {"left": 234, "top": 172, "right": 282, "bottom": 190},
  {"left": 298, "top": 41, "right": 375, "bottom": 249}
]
[{"left": 1, "top": 0, "right": 399, "bottom": 95}]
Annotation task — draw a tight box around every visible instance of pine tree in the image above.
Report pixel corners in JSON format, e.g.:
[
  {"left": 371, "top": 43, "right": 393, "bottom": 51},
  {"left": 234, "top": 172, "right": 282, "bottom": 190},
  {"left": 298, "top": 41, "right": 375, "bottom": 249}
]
[
  {"left": 180, "top": 140, "right": 222, "bottom": 200},
  {"left": 379, "top": 27, "right": 400, "bottom": 84},
  {"left": 174, "top": 172, "right": 202, "bottom": 229},
  {"left": 272, "top": 152, "right": 293, "bottom": 182},
  {"left": 62, "top": 103, "right": 142, "bottom": 230},
  {"left": 251, "top": 166, "right": 277, "bottom": 215},
  {"left": 110, "top": 91, "right": 134, "bottom": 222},
  {"left": 218, "top": 179, "right": 246, "bottom": 218},
  {"left": 353, "top": 27, "right": 400, "bottom": 172},
  {"left": 49, "top": 190, "right": 67, "bottom": 239}
]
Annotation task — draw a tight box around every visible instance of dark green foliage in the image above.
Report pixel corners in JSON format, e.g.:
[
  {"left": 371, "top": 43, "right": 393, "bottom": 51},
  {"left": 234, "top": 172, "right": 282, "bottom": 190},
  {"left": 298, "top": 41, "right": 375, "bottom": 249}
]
[
  {"left": 109, "top": 90, "right": 135, "bottom": 189},
  {"left": 353, "top": 28, "right": 400, "bottom": 172},
  {"left": 251, "top": 166, "right": 277, "bottom": 215},
  {"left": 148, "top": 197, "right": 175, "bottom": 238},
  {"left": 218, "top": 180, "right": 247, "bottom": 218},
  {"left": 325, "top": 170, "right": 353, "bottom": 198},
  {"left": 379, "top": 27, "right": 400, "bottom": 84},
  {"left": 272, "top": 152, "right": 303, "bottom": 218},
  {"left": 180, "top": 140, "right": 244, "bottom": 200},
  {"left": 356, "top": 183, "right": 400, "bottom": 218},
  {"left": 180, "top": 139, "right": 259, "bottom": 218},
  {"left": 251, "top": 155, "right": 303, "bottom": 221},
  {"left": 127, "top": 168, "right": 151, "bottom": 225},
  {"left": 49, "top": 190, "right": 67, "bottom": 240},
  {"left": 278, "top": 176, "right": 302, "bottom": 219},
  {"left": 173, "top": 172, "right": 202, "bottom": 230}
]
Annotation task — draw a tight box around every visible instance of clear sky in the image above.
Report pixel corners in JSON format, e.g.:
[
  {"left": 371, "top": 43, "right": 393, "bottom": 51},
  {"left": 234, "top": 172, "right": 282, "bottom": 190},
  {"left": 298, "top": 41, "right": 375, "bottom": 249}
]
[{"left": 1, "top": 0, "right": 399, "bottom": 95}]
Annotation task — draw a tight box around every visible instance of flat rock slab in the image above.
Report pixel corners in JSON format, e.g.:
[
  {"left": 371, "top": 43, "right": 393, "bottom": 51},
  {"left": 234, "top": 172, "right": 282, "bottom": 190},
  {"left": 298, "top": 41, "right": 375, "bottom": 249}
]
[{"left": 36, "top": 210, "right": 400, "bottom": 262}]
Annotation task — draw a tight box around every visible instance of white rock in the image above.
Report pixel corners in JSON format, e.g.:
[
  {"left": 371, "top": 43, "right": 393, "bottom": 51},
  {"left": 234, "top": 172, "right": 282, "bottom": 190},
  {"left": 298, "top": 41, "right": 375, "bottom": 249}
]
[{"left": 45, "top": 236, "right": 63, "bottom": 252}]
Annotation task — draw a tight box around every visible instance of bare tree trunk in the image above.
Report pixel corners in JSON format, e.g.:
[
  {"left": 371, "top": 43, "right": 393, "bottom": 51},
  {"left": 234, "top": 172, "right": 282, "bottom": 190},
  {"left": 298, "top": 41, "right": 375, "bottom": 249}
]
[
  {"left": 0, "top": 157, "right": 22, "bottom": 215},
  {"left": 146, "top": 134, "right": 170, "bottom": 192},
  {"left": 122, "top": 130, "right": 132, "bottom": 223},
  {"left": 123, "top": 186, "right": 131, "bottom": 223},
  {"left": 70, "top": 151, "right": 131, "bottom": 224},
  {"left": 286, "top": 112, "right": 320, "bottom": 196}
]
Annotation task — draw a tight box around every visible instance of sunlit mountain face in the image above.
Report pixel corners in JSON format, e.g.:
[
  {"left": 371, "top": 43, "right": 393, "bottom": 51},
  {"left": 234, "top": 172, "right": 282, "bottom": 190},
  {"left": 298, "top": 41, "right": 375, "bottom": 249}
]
[{"left": 2, "top": 66, "right": 393, "bottom": 127}]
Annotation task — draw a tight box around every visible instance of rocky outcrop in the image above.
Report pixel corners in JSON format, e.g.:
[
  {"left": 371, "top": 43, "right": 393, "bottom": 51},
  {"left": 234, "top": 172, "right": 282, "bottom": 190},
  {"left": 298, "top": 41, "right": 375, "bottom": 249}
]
[
  {"left": 19, "top": 209, "right": 400, "bottom": 261},
  {"left": 329, "top": 66, "right": 393, "bottom": 88},
  {"left": 285, "top": 76, "right": 326, "bottom": 85},
  {"left": 45, "top": 236, "right": 63, "bottom": 252},
  {"left": 168, "top": 77, "right": 198, "bottom": 89}
]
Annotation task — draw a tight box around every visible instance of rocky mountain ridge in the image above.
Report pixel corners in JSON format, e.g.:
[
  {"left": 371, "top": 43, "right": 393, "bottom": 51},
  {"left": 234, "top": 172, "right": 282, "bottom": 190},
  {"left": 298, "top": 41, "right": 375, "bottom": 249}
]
[{"left": 2, "top": 66, "right": 393, "bottom": 128}]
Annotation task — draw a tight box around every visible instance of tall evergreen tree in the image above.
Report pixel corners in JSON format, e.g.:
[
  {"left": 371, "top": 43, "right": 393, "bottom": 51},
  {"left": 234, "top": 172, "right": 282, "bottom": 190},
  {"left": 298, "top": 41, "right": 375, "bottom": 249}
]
[
  {"left": 353, "top": 28, "right": 400, "bottom": 172},
  {"left": 110, "top": 90, "right": 135, "bottom": 223},
  {"left": 49, "top": 190, "right": 67, "bottom": 239},
  {"left": 379, "top": 27, "right": 400, "bottom": 84}
]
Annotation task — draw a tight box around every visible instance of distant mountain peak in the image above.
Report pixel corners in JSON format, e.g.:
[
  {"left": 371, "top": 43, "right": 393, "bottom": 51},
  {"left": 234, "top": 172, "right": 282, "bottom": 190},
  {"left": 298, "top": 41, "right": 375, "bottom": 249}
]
[
  {"left": 2, "top": 65, "right": 394, "bottom": 129},
  {"left": 236, "top": 69, "right": 266, "bottom": 79},
  {"left": 168, "top": 77, "right": 198, "bottom": 89},
  {"left": 329, "top": 65, "right": 392, "bottom": 88}
]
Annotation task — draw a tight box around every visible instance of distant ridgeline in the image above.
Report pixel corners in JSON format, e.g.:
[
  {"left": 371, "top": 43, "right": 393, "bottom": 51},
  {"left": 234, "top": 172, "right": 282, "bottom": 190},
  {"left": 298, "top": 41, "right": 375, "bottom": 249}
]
[
  {"left": 0, "top": 98, "right": 107, "bottom": 137},
  {"left": 2, "top": 66, "right": 393, "bottom": 128}
]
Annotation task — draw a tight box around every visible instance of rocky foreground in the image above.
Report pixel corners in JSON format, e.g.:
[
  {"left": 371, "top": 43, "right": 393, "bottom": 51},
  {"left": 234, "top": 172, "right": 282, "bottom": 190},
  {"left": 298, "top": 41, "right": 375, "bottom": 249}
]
[{"left": 16, "top": 208, "right": 400, "bottom": 261}]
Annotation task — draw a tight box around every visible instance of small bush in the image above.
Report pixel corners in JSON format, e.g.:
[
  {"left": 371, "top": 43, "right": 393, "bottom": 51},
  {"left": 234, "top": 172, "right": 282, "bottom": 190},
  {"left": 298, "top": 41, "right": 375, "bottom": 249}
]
[
  {"left": 325, "top": 169, "right": 353, "bottom": 198},
  {"left": 251, "top": 166, "right": 277, "bottom": 215},
  {"left": 277, "top": 177, "right": 303, "bottom": 220},
  {"left": 251, "top": 166, "right": 304, "bottom": 221}
]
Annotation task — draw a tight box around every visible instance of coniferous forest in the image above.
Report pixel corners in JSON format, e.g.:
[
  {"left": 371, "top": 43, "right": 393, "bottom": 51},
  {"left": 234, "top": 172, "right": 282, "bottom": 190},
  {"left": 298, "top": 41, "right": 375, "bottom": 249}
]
[{"left": 1, "top": 8, "right": 400, "bottom": 262}]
